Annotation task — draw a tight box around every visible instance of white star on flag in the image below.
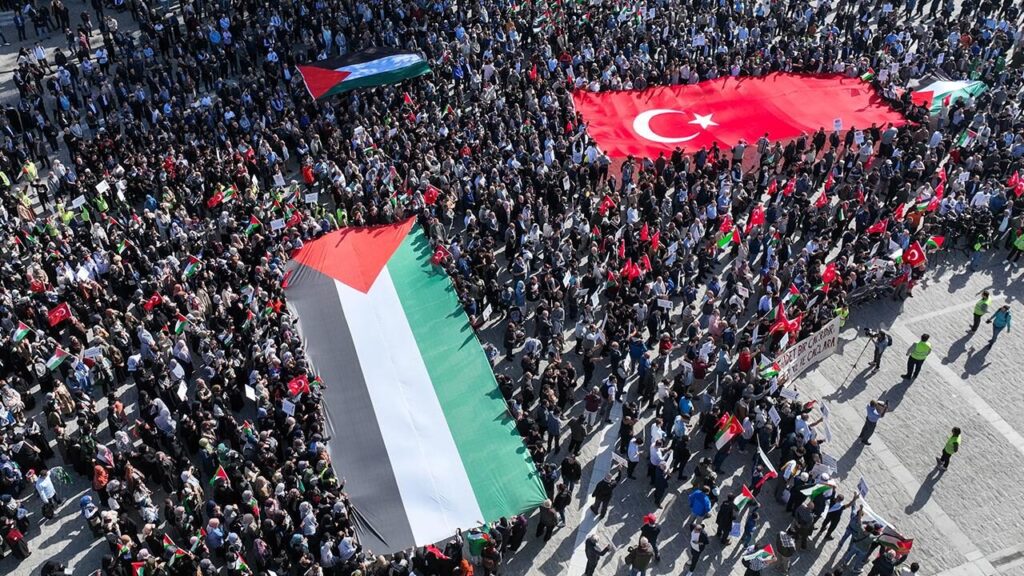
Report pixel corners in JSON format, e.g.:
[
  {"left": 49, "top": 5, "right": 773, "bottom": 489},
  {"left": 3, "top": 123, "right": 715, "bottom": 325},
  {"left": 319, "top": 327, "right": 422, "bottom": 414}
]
[{"left": 689, "top": 113, "right": 718, "bottom": 130}]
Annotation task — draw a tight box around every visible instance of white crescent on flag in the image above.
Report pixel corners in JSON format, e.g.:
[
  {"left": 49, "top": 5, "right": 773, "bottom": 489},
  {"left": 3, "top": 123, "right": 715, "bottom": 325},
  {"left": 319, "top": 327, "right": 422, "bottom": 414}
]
[{"left": 632, "top": 109, "right": 701, "bottom": 144}]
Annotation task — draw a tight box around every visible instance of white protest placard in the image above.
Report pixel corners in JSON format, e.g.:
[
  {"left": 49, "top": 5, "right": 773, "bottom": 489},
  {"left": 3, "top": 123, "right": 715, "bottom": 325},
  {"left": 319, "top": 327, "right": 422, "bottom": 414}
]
[
  {"left": 563, "top": 271, "right": 571, "bottom": 287},
  {"left": 833, "top": 118, "right": 843, "bottom": 132},
  {"left": 959, "top": 171, "right": 970, "bottom": 183},
  {"left": 304, "top": 192, "right": 319, "bottom": 204},
  {"left": 282, "top": 399, "right": 296, "bottom": 416},
  {"left": 735, "top": 285, "right": 749, "bottom": 299},
  {"left": 590, "top": 290, "right": 600, "bottom": 308},
  {"left": 244, "top": 384, "right": 257, "bottom": 401},
  {"left": 71, "top": 195, "right": 87, "bottom": 209},
  {"left": 823, "top": 421, "right": 833, "bottom": 443},
  {"left": 768, "top": 406, "right": 782, "bottom": 426},
  {"left": 810, "top": 462, "right": 833, "bottom": 478},
  {"left": 562, "top": 175, "right": 571, "bottom": 190},
  {"left": 882, "top": 2, "right": 893, "bottom": 12},
  {"left": 779, "top": 387, "right": 800, "bottom": 401},
  {"left": 273, "top": 173, "right": 287, "bottom": 188},
  {"left": 270, "top": 218, "right": 286, "bottom": 231},
  {"left": 854, "top": 130, "right": 865, "bottom": 145},
  {"left": 820, "top": 401, "right": 831, "bottom": 419},
  {"left": 775, "top": 317, "right": 841, "bottom": 381},
  {"left": 95, "top": 180, "right": 110, "bottom": 195},
  {"left": 858, "top": 477, "right": 870, "bottom": 497},
  {"left": 667, "top": 241, "right": 678, "bottom": 255},
  {"left": 482, "top": 304, "right": 493, "bottom": 320},
  {"left": 657, "top": 298, "right": 673, "bottom": 309},
  {"left": 177, "top": 381, "right": 188, "bottom": 401},
  {"left": 611, "top": 452, "right": 628, "bottom": 467},
  {"left": 82, "top": 346, "right": 104, "bottom": 359}
]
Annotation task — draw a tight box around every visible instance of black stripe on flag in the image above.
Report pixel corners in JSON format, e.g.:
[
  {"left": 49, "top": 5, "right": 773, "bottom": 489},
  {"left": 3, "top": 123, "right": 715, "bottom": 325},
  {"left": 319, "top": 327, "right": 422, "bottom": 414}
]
[{"left": 287, "top": 264, "right": 416, "bottom": 553}]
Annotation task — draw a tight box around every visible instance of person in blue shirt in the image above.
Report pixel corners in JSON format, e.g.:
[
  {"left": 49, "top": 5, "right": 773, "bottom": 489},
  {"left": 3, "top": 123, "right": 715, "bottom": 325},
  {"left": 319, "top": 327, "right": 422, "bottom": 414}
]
[
  {"left": 688, "top": 485, "right": 712, "bottom": 517},
  {"left": 987, "top": 305, "right": 1012, "bottom": 346}
]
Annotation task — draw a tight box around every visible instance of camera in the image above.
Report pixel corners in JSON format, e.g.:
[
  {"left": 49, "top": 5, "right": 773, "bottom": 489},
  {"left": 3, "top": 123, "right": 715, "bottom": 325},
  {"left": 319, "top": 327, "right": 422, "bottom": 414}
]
[{"left": 862, "top": 328, "right": 878, "bottom": 337}]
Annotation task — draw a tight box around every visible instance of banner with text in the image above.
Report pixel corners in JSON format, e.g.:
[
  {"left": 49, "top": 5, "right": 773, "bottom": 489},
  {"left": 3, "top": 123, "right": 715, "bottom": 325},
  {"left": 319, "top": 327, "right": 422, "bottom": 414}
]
[{"left": 778, "top": 317, "right": 841, "bottom": 381}]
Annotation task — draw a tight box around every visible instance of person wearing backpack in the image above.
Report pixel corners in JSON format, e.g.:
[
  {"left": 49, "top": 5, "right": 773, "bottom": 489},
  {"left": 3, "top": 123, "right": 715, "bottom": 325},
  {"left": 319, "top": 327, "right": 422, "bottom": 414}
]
[{"left": 625, "top": 537, "right": 655, "bottom": 576}]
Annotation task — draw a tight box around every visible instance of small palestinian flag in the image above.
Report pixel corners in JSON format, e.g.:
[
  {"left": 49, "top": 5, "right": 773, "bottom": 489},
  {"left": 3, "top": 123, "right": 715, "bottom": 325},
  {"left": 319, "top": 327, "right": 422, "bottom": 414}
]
[
  {"left": 716, "top": 228, "right": 741, "bottom": 249},
  {"left": 242, "top": 309, "right": 255, "bottom": 330},
  {"left": 734, "top": 485, "right": 756, "bottom": 511},
  {"left": 13, "top": 321, "right": 31, "bottom": 343},
  {"left": 162, "top": 534, "right": 177, "bottom": 552},
  {"left": 926, "top": 236, "right": 944, "bottom": 250},
  {"left": 237, "top": 559, "right": 252, "bottom": 574},
  {"left": 742, "top": 544, "right": 776, "bottom": 562},
  {"left": 173, "top": 313, "right": 190, "bottom": 335},
  {"left": 801, "top": 482, "right": 835, "bottom": 498},
  {"left": 210, "top": 465, "right": 229, "bottom": 486},
  {"left": 714, "top": 414, "right": 742, "bottom": 450},
  {"left": 116, "top": 239, "right": 130, "bottom": 254},
  {"left": 298, "top": 48, "right": 432, "bottom": 99},
  {"left": 222, "top": 185, "right": 237, "bottom": 202},
  {"left": 878, "top": 527, "right": 914, "bottom": 554},
  {"left": 242, "top": 420, "right": 256, "bottom": 437},
  {"left": 759, "top": 362, "right": 781, "bottom": 379},
  {"left": 46, "top": 347, "right": 69, "bottom": 371},
  {"left": 955, "top": 129, "right": 977, "bottom": 148},
  {"left": 131, "top": 561, "right": 146, "bottom": 576},
  {"left": 785, "top": 284, "right": 801, "bottom": 306},
  {"left": 245, "top": 216, "right": 262, "bottom": 236},
  {"left": 183, "top": 255, "right": 202, "bottom": 279},
  {"left": 860, "top": 68, "right": 875, "bottom": 81},
  {"left": 311, "top": 376, "right": 324, "bottom": 390}
]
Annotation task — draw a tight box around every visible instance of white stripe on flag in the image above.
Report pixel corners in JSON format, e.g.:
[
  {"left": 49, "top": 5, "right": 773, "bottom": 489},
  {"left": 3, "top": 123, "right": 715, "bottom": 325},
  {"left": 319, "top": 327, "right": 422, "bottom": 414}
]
[
  {"left": 334, "top": 271, "right": 483, "bottom": 544},
  {"left": 340, "top": 54, "right": 426, "bottom": 81}
]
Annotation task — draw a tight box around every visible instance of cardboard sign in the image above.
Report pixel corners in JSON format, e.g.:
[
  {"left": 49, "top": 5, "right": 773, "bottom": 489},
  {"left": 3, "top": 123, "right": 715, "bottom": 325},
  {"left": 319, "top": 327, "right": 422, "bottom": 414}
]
[
  {"left": 270, "top": 218, "right": 285, "bottom": 231},
  {"left": 304, "top": 192, "right": 319, "bottom": 204},
  {"left": 657, "top": 298, "right": 673, "bottom": 309},
  {"left": 82, "top": 346, "right": 104, "bottom": 359},
  {"left": 282, "top": 399, "right": 296, "bottom": 416},
  {"left": 244, "top": 384, "right": 257, "bottom": 401},
  {"left": 833, "top": 118, "right": 843, "bottom": 132},
  {"left": 858, "top": 477, "right": 870, "bottom": 497},
  {"left": 176, "top": 381, "right": 188, "bottom": 401},
  {"left": 854, "top": 130, "right": 865, "bottom": 145},
  {"left": 482, "top": 304, "right": 493, "bottom": 320},
  {"left": 95, "top": 180, "right": 110, "bottom": 194},
  {"left": 273, "top": 173, "right": 287, "bottom": 187},
  {"left": 71, "top": 195, "right": 87, "bottom": 209},
  {"left": 779, "top": 387, "right": 800, "bottom": 400},
  {"left": 768, "top": 406, "right": 782, "bottom": 426}
]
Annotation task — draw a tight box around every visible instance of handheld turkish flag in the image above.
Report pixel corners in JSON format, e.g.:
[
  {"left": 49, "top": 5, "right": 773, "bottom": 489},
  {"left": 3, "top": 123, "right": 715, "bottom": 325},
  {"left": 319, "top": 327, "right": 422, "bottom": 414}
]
[
  {"left": 639, "top": 222, "right": 649, "bottom": 242},
  {"left": 783, "top": 179, "right": 796, "bottom": 197},
  {"left": 143, "top": 292, "right": 162, "bottom": 311},
  {"left": 48, "top": 302, "right": 72, "bottom": 327},
  {"left": 746, "top": 204, "right": 765, "bottom": 234},
  {"left": 903, "top": 241, "right": 926, "bottom": 267},
  {"left": 814, "top": 191, "right": 829, "bottom": 209},
  {"left": 1008, "top": 171, "right": 1020, "bottom": 188},
  {"left": 824, "top": 171, "right": 835, "bottom": 192},
  {"left": 288, "top": 375, "right": 311, "bottom": 396},
  {"left": 767, "top": 179, "right": 778, "bottom": 196},
  {"left": 424, "top": 185, "right": 441, "bottom": 205},
  {"left": 650, "top": 231, "right": 660, "bottom": 251},
  {"left": 719, "top": 214, "right": 734, "bottom": 233},
  {"left": 572, "top": 73, "right": 907, "bottom": 159},
  {"left": 430, "top": 244, "right": 451, "bottom": 265},
  {"left": 866, "top": 219, "right": 889, "bottom": 234}
]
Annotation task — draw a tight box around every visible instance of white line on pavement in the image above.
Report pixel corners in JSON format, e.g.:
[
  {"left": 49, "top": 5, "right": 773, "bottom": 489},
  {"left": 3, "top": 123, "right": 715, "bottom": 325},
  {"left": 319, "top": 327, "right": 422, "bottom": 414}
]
[
  {"left": 903, "top": 297, "right": 1006, "bottom": 325},
  {"left": 566, "top": 400, "right": 623, "bottom": 575},
  {"left": 889, "top": 325, "right": 1024, "bottom": 459}
]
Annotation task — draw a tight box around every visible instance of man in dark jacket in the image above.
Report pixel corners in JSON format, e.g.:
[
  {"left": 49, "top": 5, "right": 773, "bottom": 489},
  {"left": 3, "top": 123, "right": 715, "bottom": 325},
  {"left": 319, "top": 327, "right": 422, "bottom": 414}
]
[
  {"left": 639, "top": 513, "right": 662, "bottom": 562},
  {"left": 584, "top": 535, "right": 611, "bottom": 576},
  {"left": 715, "top": 494, "right": 738, "bottom": 544},
  {"left": 590, "top": 467, "right": 624, "bottom": 518},
  {"left": 560, "top": 454, "right": 582, "bottom": 493}
]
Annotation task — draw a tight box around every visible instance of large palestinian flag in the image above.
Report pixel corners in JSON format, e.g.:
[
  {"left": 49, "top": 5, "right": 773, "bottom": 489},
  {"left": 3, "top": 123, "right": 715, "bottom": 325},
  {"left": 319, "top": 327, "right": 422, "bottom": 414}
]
[
  {"left": 297, "top": 48, "right": 431, "bottom": 99},
  {"left": 572, "top": 73, "right": 908, "bottom": 159},
  {"left": 910, "top": 79, "right": 987, "bottom": 115},
  {"left": 287, "top": 219, "right": 545, "bottom": 552}
]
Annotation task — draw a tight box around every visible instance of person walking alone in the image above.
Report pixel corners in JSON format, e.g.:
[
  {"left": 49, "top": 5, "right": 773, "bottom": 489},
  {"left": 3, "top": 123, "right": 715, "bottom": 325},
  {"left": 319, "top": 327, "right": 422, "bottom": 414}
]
[
  {"left": 936, "top": 427, "right": 962, "bottom": 470},
  {"left": 986, "top": 305, "right": 1012, "bottom": 346},
  {"left": 858, "top": 400, "right": 888, "bottom": 445},
  {"left": 969, "top": 291, "right": 992, "bottom": 333},
  {"left": 902, "top": 334, "right": 931, "bottom": 380}
]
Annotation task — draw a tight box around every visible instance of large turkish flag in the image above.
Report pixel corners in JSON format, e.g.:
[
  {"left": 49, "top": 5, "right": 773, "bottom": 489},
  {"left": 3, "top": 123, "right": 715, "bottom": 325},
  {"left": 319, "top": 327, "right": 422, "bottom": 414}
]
[{"left": 572, "top": 73, "right": 908, "bottom": 159}]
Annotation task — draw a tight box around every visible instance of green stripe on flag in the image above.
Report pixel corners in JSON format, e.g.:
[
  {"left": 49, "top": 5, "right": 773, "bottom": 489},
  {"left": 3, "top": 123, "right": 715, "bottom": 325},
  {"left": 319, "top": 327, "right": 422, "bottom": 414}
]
[{"left": 387, "top": 230, "right": 546, "bottom": 520}]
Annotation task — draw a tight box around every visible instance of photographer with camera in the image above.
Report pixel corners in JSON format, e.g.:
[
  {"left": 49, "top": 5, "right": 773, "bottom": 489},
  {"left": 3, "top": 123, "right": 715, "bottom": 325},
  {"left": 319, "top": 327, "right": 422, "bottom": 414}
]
[{"left": 865, "top": 329, "right": 894, "bottom": 371}]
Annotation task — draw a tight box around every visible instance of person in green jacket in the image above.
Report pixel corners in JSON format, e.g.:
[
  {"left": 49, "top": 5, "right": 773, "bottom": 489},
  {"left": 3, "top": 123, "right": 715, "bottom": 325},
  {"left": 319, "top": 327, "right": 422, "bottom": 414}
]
[
  {"left": 987, "top": 305, "right": 1012, "bottom": 346},
  {"left": 969, "top": 290, "right": 991, "bottom": 333},
  {"left": 937, "top": 427, "right": 962, "bottom": 470},
  {"left": 1008, "top": 229, "right": 1024, "bottom": 263}
]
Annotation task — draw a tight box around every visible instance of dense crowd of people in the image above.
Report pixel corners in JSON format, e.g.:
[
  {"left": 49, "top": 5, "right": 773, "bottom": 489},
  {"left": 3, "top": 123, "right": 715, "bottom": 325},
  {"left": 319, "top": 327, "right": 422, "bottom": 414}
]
[{"left": 0, "top": 0, "right": 1022, "bottom": 574}]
